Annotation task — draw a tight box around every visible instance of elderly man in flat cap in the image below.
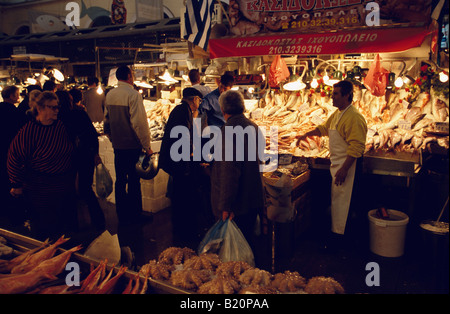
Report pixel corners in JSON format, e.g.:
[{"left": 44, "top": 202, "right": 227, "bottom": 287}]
[{"left": 160, "top": 87, "right": 207, "bottom": 247}]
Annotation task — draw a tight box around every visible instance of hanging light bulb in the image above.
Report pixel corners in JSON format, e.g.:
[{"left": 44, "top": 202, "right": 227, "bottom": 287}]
[
  {"left": 439, "top": 71, "right": 449, "bottom": 83},
  {"left": 310, "top": 78, "right": 319, "bottom": 89},
  {"left": 96, "top": 84, "right": 104, "bottom": 95},
  {"left": 394, "top": 77, "right": 404, "bottom": 88}
]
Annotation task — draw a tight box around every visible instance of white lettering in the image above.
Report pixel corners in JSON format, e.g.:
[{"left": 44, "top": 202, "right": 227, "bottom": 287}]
[
  {"left": 365, "top": 262, "right": 381, "bottom": 286},
  {"left": 365, "top": 2, "right": 380, "bottom": 26},
  {"left": 65, "top": 2, "right": 80, "bottom": 27}
]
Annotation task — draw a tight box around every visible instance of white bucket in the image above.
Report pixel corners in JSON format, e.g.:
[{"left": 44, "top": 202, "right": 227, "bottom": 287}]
[{"left": 368, "top": 209, "right": 409, "bottom": 257}]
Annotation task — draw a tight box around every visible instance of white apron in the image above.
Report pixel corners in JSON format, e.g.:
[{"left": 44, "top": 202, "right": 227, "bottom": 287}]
[{"left": 329, "top": 106, "right": 356, "bottom": 235}]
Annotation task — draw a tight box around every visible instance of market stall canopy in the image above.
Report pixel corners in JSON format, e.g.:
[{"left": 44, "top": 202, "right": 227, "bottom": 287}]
[{"left": 209, "top": 25, "right": 434, "bottom": 59}]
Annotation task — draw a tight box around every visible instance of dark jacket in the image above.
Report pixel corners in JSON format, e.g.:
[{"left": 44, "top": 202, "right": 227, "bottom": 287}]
[
  {"left": 210, "top": 113, "right": 265, "bottom": 218},
  {"left": 159, "top": 100, "right": 196, "bottom": 177}
]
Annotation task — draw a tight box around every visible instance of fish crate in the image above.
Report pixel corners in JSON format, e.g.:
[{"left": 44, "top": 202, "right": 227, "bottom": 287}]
[{"left": 0, "top": 228, "right": 191, "bottom": 294}]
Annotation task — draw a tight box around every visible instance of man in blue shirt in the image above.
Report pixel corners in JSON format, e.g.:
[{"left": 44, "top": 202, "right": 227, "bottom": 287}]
[{"left": 199, "top": 72, "right": 235, "bottom": 128}]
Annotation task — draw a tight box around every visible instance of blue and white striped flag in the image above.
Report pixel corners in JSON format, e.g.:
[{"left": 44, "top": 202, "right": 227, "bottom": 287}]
[{"left": 182, "top": 0, "right": 215, "bottom": 51}]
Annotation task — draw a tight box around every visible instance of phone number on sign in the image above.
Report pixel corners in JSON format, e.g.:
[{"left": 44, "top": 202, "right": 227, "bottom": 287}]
[
  {"left": 283, "top": 17, "right": 359, "bottom": 30},
  {"left": 269, "top": 44, "right": 323, "bottom": 55}
]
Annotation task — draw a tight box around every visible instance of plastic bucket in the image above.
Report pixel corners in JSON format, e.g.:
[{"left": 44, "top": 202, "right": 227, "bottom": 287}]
[{"left": 368, "top": 209, "right": 409, "bottom": 257}]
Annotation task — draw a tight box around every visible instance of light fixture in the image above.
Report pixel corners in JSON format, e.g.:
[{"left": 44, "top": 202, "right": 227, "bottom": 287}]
[
  {"left": 53, "top": 69, "right": 65, "bottom": 82},
  {"left": 387, "top": 72, "right": 396, "bottom": 89},
  {"left": 325, "top": 70, "right": 343, "bottom": 86},
  {"left": 394, "top": 77, "right": 404, "bottom": 88},
  {"left": 283, "top": 62, "right": 308, "bottom": 91},
  {"left": 26, "top": 77, "right": 38, "bottom": 85},
  {"left": 283, "top": 74, "right": 306, "bottom": 91},
  {"left": 96, "top": 84, "right": 104, "bottom": 95},
  {"left": 402, "top": 75, "right": 414, "bottom": 85},
  {"left": 353, "top": 66, "right": 362, "bottom": 80},
  {"left": 439, "top": 71, "right": 449, "bottom": 83},
  {"left": 159, "top": 69, "right": 178, "bottom": 84},
  {"left": 310, "top": 78, "right": 319, "bottom": 89},
  {"left": 346, "top": 71, "right": 355, "bottom": 80}
]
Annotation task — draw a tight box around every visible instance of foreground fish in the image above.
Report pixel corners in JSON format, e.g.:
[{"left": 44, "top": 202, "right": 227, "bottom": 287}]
[
  {"left": 0, "top": 270, "right": 56, "bottom": 294},
  {"left": 0, "top": 239, "right": 49, "bottom": 273},
  {"left": 11, "top": 236, "right": 69, "bottom": 274},
  {"left": 34, "top": 245, "right": 82, "bottom": 277}
]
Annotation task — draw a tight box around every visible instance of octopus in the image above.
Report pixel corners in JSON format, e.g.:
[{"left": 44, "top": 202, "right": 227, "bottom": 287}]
[
  {"left": 139, "top": 260, "right": 173, "bottom": 281},
  {"left": 304, "top": 276, "right": 345, "bottom": 294},
  {"left": 169, "top": 269, "right": 210, "bottom": 291},
  {"left": 216, "top": 261, "right": 253, "bottom": 280},
  {"left": 198, "top": 275, "right": 241, "bottom": 294},
  {"left": 271, "top": 271, "right": 307, "bottom": 293},
  {"left": 239, "top": 268, "right": 273, "bottom": 287},
  {"left": 239, "top": 285, "right": 278, "bottom": 294},
  {"left": 158, "top": 247, "right": 196, "bottom": 266},
  {"left": 183, "top": 253, "right": 221, "bottom": 272}
]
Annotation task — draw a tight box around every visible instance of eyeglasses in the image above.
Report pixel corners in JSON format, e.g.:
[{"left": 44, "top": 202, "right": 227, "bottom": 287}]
[{"left": 45, "top": 105, "right": 60, "bottom": 111}]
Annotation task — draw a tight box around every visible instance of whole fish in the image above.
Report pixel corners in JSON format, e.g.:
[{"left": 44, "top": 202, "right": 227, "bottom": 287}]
[
  {"left": 11, "top": 236, "right": 69, "bottom": 274},
  {"left": 0, "top": 269, "right": 56, "bottom": 294},
  {"left": 34, "top": 245, "right": 82, "bottom": 277},
  {"left": 0, "top": 239, "right": 49, "bottom": 273}
]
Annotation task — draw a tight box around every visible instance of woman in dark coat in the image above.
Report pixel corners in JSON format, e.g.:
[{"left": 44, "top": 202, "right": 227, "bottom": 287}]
[{"left": 57, "top": 90, "right": 106, "bottom": 232}]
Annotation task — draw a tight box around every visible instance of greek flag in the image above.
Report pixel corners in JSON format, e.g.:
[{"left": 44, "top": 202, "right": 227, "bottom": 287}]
[{"left": 182, "top": 0, "right": 215, "bottom": 51}]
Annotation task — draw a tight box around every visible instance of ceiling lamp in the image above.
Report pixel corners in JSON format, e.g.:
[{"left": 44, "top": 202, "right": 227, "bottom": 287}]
[
  {"left": 283, "top": 74, "right": 306, "bottom": 91},
  {"left": 439, "top": 71, "right": 449, "bottom": 83},
  {"left": 386, "top": 72, "right": 396, "bottom": 89},
  {"left": 394, "top": 77, "right": 404, "bottom": 88},
  {"left": 26, "top": 77, "right": 38, "bottom": 85},
  {"left": 134, "top": 79, "right": 153, "bottom": 89},
  {"left": 353, "top": 66, "right": 362, "bottom": 80},
  {"left": 310, "top": 78, "right": 319, "bottom": 89},
  {"left": 325, "top": 70, "right": 343, "bottom": 86},
  {"left": 159, "top": 69, "right": 178, "bottom": 84},
  {"left": 402, "top": 75, "right": 414, "bottom": 85},
  {"left": 283, "top": 62, "right": 308, "bottom": 91},
  {"left": 53, "top": 69, "right": 65, "bottom": 82}
]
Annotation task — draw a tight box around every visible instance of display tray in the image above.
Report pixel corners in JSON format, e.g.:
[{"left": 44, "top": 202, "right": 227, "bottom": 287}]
[
  {"left": 0, "top": 228, "right": 191, "bottom": 294},
  {"left": 263, "top": 169, "right": 310, "bottom": 189},
  {"left": 362, "top": 151, "right": 421, "bottom": 177}
]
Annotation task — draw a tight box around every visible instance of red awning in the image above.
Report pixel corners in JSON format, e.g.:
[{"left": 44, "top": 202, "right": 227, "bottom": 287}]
[{"left": 209, "top": 26, "right": 434, "bottom": 59}]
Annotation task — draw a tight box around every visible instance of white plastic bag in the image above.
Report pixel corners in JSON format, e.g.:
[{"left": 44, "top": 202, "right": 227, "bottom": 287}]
[
  {"left": 95, "top": 162, "right": 113, "bottom": 199},
  {"left": 198, "top": 220, "right": 227, "bottom": 255},
  {"left": 219, "top": 220, "right": 255, "bottom": 267}
]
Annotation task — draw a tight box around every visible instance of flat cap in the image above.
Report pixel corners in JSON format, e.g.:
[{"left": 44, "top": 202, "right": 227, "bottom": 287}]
[{"left": 182, "top": 87, "right": 204, "bottom": 99}]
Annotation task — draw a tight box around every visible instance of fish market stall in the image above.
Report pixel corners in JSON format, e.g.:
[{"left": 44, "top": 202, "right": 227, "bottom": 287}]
[{"left": 204, "top": 0, "right": 449, "bottom": 260}]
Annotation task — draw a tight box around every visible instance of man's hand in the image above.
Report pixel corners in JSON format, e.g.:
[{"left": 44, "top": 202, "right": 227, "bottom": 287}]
[
  {"left": 334, "top": 156, "right": 356, "bottom": 186},
  {"left": 10, "top": 187, "right": 23, "bottom": 198},
  {"left": 222, "top": 211, "right": 235, "bottom": 221},
  {"left": 334, "top": 167, "right": 349, "bottom": 186}
]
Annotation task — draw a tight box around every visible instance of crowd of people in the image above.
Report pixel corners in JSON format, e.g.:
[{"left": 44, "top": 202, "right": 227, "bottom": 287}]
[
  {"left": 1, "top": 66, "right": 366, "bottom": 270},
  {"left": 0, "top": 77, "right": 106, "bottom": 243}
]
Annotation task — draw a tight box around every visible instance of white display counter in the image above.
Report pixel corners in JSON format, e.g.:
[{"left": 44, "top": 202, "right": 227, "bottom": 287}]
[{"left": 95, "top": 135, "right": 171, "bottom": 213}]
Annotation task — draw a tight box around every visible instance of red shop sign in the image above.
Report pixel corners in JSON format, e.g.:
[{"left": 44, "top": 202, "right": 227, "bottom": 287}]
[{"left": 209, "top": 26, "right": 433, "bottom": 59}]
